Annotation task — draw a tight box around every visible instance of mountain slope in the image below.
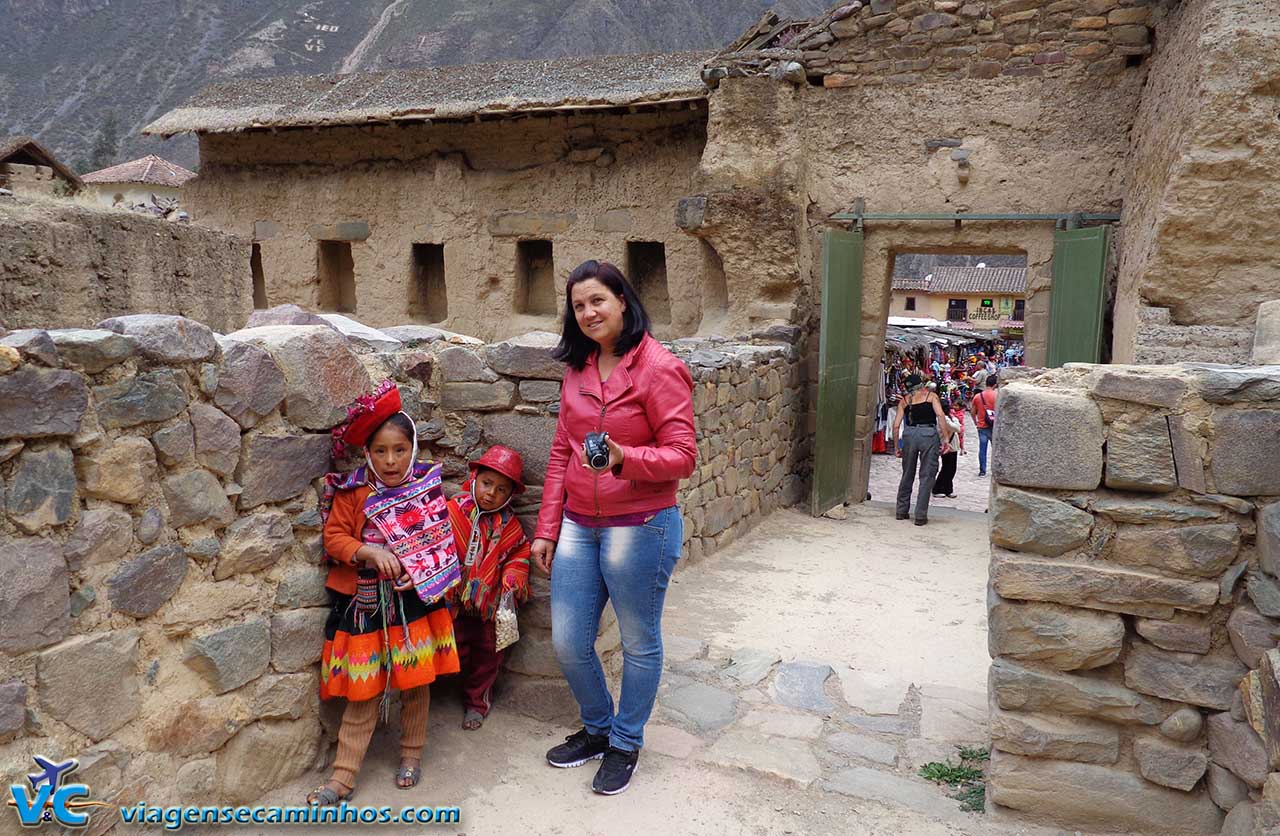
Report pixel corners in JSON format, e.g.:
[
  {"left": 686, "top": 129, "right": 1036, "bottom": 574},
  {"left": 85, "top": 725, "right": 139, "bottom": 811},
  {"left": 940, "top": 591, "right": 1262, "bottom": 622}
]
[{"left": 0, "top": 0, "right": 828, "bottom": 171}]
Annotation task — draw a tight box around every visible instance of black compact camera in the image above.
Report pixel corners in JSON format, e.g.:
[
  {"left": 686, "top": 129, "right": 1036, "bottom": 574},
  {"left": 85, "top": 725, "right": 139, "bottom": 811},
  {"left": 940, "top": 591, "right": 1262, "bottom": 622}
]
[{"left": 583, "top": 432, "right": 611, "bottom": 470}]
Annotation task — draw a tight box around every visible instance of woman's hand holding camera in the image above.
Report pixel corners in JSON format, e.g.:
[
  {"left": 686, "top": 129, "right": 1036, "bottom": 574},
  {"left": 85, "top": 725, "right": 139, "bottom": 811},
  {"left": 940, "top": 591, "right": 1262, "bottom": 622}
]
[{"left": 579, "top": 434, "right": 624, "bottom": 471}]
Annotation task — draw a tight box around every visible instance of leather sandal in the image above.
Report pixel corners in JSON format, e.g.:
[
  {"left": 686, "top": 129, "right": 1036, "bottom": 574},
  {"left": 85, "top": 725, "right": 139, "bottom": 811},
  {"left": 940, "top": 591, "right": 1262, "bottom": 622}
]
[
  {"left": 396, "top": 762, "right": 421, "bottom": 790},
  {"left": 306, "top": 783, "right": 353, "bottom": 806}
]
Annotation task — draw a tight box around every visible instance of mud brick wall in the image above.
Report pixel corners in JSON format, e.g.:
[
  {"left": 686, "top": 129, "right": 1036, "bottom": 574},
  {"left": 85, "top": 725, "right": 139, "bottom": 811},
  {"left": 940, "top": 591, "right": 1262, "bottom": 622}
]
[
  {"left": 985, "top": 363, "right": 1280, "bottom": 836},
  {"left": 0, "top": 311, "right": 807, "bottom": 824}
]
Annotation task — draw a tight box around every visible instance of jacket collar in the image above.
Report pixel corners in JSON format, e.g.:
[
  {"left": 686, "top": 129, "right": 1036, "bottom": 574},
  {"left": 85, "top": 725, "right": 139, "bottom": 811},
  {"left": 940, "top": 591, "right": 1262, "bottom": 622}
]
[{"left": 578, "top": 333, "right": 650, "bottom": 404}]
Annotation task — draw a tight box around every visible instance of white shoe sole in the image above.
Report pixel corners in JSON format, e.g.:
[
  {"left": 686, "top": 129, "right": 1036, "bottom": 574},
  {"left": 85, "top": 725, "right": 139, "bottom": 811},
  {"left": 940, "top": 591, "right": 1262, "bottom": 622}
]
[
  {"left": 547, "top": 752, "right": 604, "bottom": 769},
  {"left": 592, "top": 764, "right": 637, "bottom": 795}
]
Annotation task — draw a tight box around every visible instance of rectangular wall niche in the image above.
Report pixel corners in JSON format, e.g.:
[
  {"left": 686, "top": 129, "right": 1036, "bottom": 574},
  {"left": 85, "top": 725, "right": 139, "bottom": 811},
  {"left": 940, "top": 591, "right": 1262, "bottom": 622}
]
[
  {"left": 250, "top": 243, "right": 267, "bottom": 310},
  {"left": 627, "top": 241, "right": 670, "bottom": 324},
  {"left": 409, "top": 243, "right": 447, "bottom": 322},
  {"left": 317, "top": 240, "right": 356, "bottom": 313},
  {"left": 516, "top": 239, "right": 556, "bottom": 316}
]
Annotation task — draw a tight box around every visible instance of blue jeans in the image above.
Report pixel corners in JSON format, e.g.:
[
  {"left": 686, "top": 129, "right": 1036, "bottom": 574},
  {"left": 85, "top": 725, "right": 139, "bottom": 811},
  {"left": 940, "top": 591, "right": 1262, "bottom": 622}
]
[
  {"left": 978, "top": 427, "right": 992, "bottom": 474},
  {"left": 550, "top": 506, "right": 682, "bottom": 752}
]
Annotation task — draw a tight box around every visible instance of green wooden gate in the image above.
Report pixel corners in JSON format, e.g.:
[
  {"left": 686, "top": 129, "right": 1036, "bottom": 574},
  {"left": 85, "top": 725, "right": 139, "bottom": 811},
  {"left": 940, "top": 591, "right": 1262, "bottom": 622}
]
[
  {"left": 811, "top": 227, "right": 863, "bottom": 516},
  {"left": 1047, "top": 226, "right": 1110, "bottom": 366}
]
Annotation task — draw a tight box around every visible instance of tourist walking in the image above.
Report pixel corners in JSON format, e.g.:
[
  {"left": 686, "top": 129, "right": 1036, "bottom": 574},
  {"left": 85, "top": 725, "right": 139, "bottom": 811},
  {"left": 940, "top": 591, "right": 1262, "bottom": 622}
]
[
  {"left": 310, "top": 382, "right": 461, "bottom": 805},
  {"left": 932, "top": 398, "right": 963, "bottom": 499},
  {"left": 971, "top": 376, "right": 998, "bottom": 476},
  {"left": 894, "top": 373, "right": 948, "bottom": 525},
  {"left": 530, "top": 260, "right": 697, "bottom": 795}
]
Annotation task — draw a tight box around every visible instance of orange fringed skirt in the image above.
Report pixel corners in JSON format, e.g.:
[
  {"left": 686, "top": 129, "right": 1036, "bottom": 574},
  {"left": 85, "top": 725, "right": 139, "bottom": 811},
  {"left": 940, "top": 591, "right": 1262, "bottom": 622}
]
[{"left": 320, "top": 588, "right": 460, "bottom": 702}]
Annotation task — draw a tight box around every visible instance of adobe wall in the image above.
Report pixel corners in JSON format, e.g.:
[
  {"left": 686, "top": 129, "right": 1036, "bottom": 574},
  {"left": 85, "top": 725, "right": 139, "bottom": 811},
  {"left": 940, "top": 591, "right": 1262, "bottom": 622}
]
[
  {"left": 0, "top": 312, "right": 807, "bottom": 827},
  {"left": 985, "top": 364, "right": 1280, "bottom": 835},
  {"left": 1111, "top": 0, "right": 1280, "bottom": 365},
  {"left": 0, "top": 197, "right": 251, "bottom": 334},
  {"left": 186, "top": 108, "right": 718, "bottom": 343}
]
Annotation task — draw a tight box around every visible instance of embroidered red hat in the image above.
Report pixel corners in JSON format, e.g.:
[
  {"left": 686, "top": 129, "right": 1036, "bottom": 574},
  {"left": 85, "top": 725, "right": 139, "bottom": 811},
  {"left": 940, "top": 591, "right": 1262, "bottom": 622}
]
[
  {"left": 331, "top": 380, "right": 403, "bottom": 456},
  {"left": 468, "top": 445, "right": 526, "bottom": 494}
]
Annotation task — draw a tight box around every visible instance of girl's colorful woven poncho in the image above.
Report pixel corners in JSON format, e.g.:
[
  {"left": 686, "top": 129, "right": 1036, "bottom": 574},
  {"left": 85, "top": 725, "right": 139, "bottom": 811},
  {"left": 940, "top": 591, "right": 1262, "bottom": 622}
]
[{"left": 320, "top": 461, "right": 460, "bottom": 605}]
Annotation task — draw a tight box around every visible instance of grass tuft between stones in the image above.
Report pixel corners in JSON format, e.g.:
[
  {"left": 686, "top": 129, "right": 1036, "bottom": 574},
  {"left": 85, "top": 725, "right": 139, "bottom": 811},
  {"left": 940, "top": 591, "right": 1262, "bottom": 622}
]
[{"left": 918, "top": 745, "right": 989, "bottom": 813}]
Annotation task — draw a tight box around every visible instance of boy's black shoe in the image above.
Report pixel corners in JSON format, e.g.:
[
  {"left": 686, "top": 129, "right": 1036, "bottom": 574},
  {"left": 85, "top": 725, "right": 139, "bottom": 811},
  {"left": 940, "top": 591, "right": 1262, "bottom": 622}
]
[
  {"left": 591, "top": 747, "right": 639, "bottom": 795},
  {"left": 546, "top": 728, "right": 609, "bottom": 768}
]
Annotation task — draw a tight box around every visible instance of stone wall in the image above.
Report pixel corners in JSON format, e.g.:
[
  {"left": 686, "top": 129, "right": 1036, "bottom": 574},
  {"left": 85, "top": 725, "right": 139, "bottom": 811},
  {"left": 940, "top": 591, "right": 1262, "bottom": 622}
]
[
  {"left": 985, "top": 362, "right": 1280, "bottom": 835},
  {"left": 0, "top": 197, "right": 251, "bottom": 334},
  {"left": 187, "top": 107, "right": 720, "bottom": 342},
  {"left": 1110, "top": 0, "right": 1280, "bottom": 365},
  {"left": 712, "top": 0, "right": 1168, "bottom": 86},
  {"left": 0, "top": 310, "right": 807, "bottom": 828}
]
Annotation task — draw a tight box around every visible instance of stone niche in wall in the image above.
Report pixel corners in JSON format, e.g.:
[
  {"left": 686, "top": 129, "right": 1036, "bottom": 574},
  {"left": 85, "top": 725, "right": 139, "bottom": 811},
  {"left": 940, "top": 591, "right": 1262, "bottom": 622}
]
[{"left": 985, "top": 363, "right": 1280, "bottom": 836}]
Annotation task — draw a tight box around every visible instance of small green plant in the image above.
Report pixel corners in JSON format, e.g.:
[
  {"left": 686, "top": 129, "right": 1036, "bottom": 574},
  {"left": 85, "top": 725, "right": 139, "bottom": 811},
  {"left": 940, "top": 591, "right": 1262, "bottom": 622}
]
[{"left": 919, "top": 745, "right": 989, "bottom": 813}]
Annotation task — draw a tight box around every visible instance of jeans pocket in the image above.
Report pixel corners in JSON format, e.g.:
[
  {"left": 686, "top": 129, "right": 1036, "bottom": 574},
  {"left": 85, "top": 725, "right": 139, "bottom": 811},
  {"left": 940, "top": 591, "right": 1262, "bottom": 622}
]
[{"left": 641, "top": 506, "right": 675, "bottom": 534}]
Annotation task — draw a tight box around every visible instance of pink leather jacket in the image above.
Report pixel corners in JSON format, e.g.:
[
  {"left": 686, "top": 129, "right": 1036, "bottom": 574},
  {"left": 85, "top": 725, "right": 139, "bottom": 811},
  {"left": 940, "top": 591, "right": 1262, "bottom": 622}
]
[{"left": 535, "top": 333, "right": 697, "bottom": 542}]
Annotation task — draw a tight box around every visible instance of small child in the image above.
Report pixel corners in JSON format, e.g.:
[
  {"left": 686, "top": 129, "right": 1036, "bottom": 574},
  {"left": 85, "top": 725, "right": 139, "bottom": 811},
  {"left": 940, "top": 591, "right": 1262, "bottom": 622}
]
[{"left": 445, "top": 445, "right": 532, "bottom": 730}]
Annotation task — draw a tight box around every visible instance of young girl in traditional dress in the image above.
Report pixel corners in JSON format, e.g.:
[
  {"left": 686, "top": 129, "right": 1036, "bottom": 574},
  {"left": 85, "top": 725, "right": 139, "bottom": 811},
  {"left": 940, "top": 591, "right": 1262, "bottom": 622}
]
[
  {"left": 445, "top": 445, "right": 532, "bottom": 730},
  {"left": 307, "top": 381, "right": 460, "bottom": 805}
]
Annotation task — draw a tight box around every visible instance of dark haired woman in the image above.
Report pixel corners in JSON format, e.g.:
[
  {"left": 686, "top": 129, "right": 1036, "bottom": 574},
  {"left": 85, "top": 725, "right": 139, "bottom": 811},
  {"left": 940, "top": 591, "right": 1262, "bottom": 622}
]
[
  {"left": 893, "top": 373, "right": 948, "bottom": 525},
  {"left": 307, "top": 382, "right": 461, "bottom": 805},
  {"left": 530, "top": 260, "right": 697, "bottom": 795}
]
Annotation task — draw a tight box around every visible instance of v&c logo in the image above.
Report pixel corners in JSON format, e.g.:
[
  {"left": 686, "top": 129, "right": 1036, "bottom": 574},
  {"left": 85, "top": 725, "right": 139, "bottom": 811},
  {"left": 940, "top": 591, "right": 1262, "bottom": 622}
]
[{"left": 6, "top": 755, "right": 112, "bottom": 828}]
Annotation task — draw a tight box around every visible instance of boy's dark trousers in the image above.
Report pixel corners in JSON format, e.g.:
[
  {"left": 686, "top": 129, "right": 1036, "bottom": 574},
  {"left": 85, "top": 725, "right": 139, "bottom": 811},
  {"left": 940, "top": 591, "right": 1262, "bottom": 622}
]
[{"left": 454, "top": 613, "right": 504, "bottom": 716}]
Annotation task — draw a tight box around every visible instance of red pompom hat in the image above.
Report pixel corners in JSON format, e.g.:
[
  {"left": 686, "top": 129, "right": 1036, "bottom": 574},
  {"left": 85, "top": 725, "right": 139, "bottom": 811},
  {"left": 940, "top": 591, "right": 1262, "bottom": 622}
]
[
  {"left": 331, "top": 380, "right": 404, "bottom": 456},
  {"left": 468, "top": 445, "right": 526, "bottom": 494}
]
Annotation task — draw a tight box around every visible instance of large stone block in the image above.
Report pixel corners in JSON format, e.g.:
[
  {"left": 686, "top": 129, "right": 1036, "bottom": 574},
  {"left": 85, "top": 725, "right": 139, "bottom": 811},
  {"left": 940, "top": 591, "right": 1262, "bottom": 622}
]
[
  {"left": 989, "top": 591, "right": 1123, "bottom": 670},
  {"left": 1246, "top": 649, "right": 1280, "bottom": 771},
  {"left": 1125, "top": 643, "right": 1248, "bottom": 711},
  {"left": 1135, "top": 613, "right": 1212, "bottom": 655},
  {"left": 152, "top": 420, "right": 195, "bottom": 467},
  {"left": 63, "top": 508, "right": 133, "bottom": 571},
  {"left": 212, "top": 340, "right": 287, "bottom": 429},
  {"left": 107, "top": 544, "right": 188, "bottom": 618},
  {"left": 98, "top": 315, "right": 217, "bottom": 363},
  {"left": 990, "top": 486, "right": 1093, "bottom": 555},
  {"left": 38, "top": 630, "right": 141, "bottom": 741},
  {"left": 992, "top": 385, "right": 1104, "bottom": 490},
  {"left": 990, "top": 657, "right": 1177, "bottom": 725},
  {"left": 234, "top": 433, "right": 331, "bottom": 509},
  {"left": 76, "top": 436, "right": 156, "bottom": 504},
  {"left": 146, "top": 695, "right": 248, "bottom": 757},
  {"left": 215, "top": 720, "right": 319, "bottom": 804},
  {"left": 1196, "top": 368, "right": 1280, "bottom": 404},
  {"left": 0, "top": 329, "right": 58, "bottom": 366},
  {"left": 224, "top": 325, "right": 370, "bottom": 430},
  {"left": 274, "top": 565, "right": 329, "bottom": 609},
  {"left": 189, "top": 403, "right": 241, "bottom": 477},
  {"left": 0, "top": 680, "right": 27, "bottom": 743},
  {"left": 1227, "top": 605, "right": 1279, "bottom": 669},
  {"left": 1259, "top": 500, "right": 1280, "bottom": 577},
  {"left": 0, "top": 537, "right": 68, "bottom": 653},
  {"left": 988, "top": 689, "right": 1120, "bottom": 760},
  {"left": 991, "top": 550, "right": 1218, "bottom": 618},
  {"left": 160, "top": 579, "right": 258, "bottom": 637},
  {"left": 480, "top": 412, "right": 556, "bottom": 483},
  {"left": 214, "top": 511, "right": 293, "bottom": 580},
  {"left": 7, "top": 445, "right": 76, "bottom": 532},
  {"left": 1253, "top": 301, "right": 1280, "bottom": 364},
  {"left": 315, "top": 314, "right": 402, "bottom": 353},
  {"left": 1207, "top": 762, "right": 1251, "bottom": 812},
  {"left": 269, "top": 608, "right": 327, "bottom": 672},
  {"left": 250, "top": 673, "right": 317, "bottom": 721},
  {"left": 1090, "top": 368, "right": 1187, "bottom": 408},
  {"left": 1134, "top": 735, "right": 1209, "bottom": 791},
  {"left": 441, "top": 381, "right": 516, "bottom": 412},
  {"left": 1110, "top": 524, "right": 1241, "bottom": 579},
  {"left": 94, "top": 369, "right": 189, "bottom": 429},
  {"left": 482, "top": 332, "right": 564, "bottom": 380},
  {"left": 184, "top": 619, "right": 271, "bottom": 694},
  {"left": 162, "top": 469, "right": 233, "bottom": 528},
  {"left": 1090, "top": 498, "right": 1220, "bottom": 524},
  {"left": 487, "top": 211, "right": 575, "bottom": 237},
  {"left": 47, "top": 328, "right": 136, "bottom": 373},
  {"left": 988, "top": 750, "right": 1224, "bottom": 835},
  {"left": 436, "top": 345, "right": 498, "bottom": 383},
  {"left": 1247, "top": 571, "right": 1280, "bottom": 618},
  {"left": 0, "top": 367, "right": 88, "bottom": 439},
  {"left": 246, "top": 303, "right": 333, "bottom": 328},
  {"left": 1105, "top": 416, "right": 1177, "bottom": 492},
  {"left": 1207, "top": 712, "right": 1269, "bottom": 788},
  {"left": 1210, "top": 410, "right": 1280, "bottom": 496}
]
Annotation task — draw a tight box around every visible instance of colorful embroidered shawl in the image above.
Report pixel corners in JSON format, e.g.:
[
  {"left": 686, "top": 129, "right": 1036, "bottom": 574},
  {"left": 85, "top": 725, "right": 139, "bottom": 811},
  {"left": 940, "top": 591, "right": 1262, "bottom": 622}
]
[
  {"left": 445, "top": 483, "right": 531, "bottom": 620},
  {"left": 320, "top": 461, "right": 460, "bottom": 605}
]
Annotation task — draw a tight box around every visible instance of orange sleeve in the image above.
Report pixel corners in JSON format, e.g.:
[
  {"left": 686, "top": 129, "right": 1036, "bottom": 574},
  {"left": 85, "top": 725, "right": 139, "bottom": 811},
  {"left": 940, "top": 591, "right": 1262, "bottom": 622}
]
[{"left": 323, "top": 490, "right": 365, "bottom": 565}]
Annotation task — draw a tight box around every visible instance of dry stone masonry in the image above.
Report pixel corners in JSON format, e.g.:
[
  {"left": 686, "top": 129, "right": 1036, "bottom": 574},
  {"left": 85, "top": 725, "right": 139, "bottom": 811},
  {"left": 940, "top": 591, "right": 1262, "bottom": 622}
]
[
  {"left": 0, "top": 310, "right": 807, "bottom": 823},
  {"left": 986, "top": 363, "right": 1280, "bottom": 836}
]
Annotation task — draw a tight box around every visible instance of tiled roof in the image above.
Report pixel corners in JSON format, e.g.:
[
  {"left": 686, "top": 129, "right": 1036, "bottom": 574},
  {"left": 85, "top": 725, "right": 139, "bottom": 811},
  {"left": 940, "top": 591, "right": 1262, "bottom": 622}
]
[
  {"left": 892, "top": 267, "right": 1026, "bottom": 295},
  {"left": 144, "top": 52, "right": 711, "bottom": 136},
  {"left": 81, "top": 155, "right": 196, "bottom": 187}
]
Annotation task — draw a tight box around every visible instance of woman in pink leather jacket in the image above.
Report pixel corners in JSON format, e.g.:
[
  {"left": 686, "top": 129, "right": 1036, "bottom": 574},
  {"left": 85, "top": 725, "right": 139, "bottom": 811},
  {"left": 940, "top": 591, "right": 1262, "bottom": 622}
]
[{"left": 531, "top": 260, "right": 696, "bottom": 795}]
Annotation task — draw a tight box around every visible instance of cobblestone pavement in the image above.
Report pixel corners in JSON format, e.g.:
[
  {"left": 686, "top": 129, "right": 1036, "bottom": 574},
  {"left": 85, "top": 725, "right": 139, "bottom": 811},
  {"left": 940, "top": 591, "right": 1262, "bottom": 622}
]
[
  {"left": 867, "top": 413, "right": 992, "bottom": 514},
  {"left": 243, "top": 506, "right": 1069, "bottom": 836}
]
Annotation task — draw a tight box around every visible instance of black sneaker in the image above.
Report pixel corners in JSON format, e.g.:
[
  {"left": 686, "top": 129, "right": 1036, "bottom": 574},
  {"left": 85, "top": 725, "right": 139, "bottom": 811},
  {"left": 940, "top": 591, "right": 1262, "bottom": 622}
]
[
  {"left": 591, "top": 747, "right": 639, "bottom": 795},
  {"left": 546, "top": 728, "right": 609, "bottom": 768}
]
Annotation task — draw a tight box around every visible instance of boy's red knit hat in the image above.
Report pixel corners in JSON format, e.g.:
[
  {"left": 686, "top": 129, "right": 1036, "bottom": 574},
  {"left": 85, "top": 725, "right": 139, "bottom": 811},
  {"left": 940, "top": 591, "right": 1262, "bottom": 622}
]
[
  {"left": 468, "top": 445, "right": 526, "bottom": 494},
  {"left": 331, "top": 380, "right": 403, "bottom": 457}
]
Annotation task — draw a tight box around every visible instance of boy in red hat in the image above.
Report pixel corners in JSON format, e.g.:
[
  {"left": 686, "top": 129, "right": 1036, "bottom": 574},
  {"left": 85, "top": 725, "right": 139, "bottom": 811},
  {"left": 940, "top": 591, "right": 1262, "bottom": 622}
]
[{"left": 445, "top": 445, "right": 532, "bottom": 730}]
